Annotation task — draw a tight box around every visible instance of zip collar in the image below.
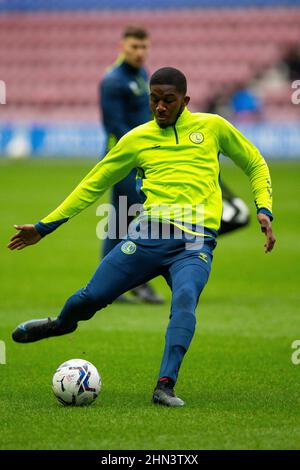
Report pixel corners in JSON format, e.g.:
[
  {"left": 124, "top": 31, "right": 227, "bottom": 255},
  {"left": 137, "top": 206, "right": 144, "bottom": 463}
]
[{"left": 174, "top": 107, "right": 192, "bottom": 127}]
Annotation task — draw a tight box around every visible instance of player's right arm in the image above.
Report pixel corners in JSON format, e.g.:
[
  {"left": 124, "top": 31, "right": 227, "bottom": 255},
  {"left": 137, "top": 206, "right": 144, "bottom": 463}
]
[{"left": 8, "top": 132, "right": 137, "bottom": 250}]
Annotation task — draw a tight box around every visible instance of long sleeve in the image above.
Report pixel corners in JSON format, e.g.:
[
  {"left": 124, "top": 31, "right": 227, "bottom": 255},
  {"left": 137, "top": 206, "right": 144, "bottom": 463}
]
[
  {"left": 100, "top": 76, "right": 131, "bottom": 140},
  {"left": 35, "top": 133, "right": 137, "bottom": 237},
  {"left": 216, "top": 115, "right": 273, "bottom": 219}
]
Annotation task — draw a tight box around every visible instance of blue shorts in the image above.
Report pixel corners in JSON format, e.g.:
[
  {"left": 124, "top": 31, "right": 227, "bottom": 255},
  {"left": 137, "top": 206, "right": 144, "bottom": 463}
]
[{"left": 91, "top": 221, "right": 216, "bottom": 302}]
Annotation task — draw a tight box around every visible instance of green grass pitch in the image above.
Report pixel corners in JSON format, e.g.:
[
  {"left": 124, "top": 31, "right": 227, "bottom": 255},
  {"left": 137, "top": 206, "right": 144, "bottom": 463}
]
[{"left": 0, "top": 158, "right": 299, "bottom": 450}]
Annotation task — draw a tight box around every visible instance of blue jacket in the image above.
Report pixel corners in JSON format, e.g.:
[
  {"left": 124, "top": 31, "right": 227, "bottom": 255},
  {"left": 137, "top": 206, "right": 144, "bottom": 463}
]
[{"left": 99, "top": 60, "right": 150, "bottom": 151}]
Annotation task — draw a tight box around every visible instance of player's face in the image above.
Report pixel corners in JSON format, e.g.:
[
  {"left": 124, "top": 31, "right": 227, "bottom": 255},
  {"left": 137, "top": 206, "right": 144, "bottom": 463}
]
[
  {"left": 150, "top": 85, "right": 190, "bottom": 128},
  {"left": 122, "top": 37, "right": 149, "bottom": 69}
]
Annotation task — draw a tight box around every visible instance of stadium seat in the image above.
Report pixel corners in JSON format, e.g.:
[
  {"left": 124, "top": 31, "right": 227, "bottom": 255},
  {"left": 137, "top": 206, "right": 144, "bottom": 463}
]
[{"left": 1, "top": 8, "right": 300, "bottom": 121}]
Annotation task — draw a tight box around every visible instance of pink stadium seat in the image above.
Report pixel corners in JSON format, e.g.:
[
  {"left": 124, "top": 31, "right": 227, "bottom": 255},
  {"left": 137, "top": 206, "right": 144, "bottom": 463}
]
[{"left": 1, "top": 8, "right": 300, "bottom": 122}]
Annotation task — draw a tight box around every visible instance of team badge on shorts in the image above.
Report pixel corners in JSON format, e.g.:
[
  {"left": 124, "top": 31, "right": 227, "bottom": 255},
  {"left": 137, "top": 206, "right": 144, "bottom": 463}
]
[
  {"left": 121, "top": 241, "right": 137, "bottom": 255},
  {"left": 189, "top": 132, "right": 204, "bottom": 144}
]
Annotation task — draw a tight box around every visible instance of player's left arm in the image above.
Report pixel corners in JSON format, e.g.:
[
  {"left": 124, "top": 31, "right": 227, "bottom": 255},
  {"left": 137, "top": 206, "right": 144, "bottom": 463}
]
[{"left": 217, "top": 115, "right": 276, "bottom": 253}]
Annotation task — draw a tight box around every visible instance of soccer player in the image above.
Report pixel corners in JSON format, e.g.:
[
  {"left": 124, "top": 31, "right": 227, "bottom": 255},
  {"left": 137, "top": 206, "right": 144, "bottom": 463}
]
[
  {"left": 8, "top": 68, "right": 275, "bottom": 407},
  {"left": 100, "top": 26, "right": 163, "bottom": 304}
]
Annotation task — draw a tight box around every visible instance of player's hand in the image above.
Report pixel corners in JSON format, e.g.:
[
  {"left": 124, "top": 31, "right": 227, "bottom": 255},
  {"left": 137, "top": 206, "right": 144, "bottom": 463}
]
[
  {"left": 257, "top": 213, "right": 276, "bottom": 253},
  {"left": 7, "top": 224, "right": 42, "bottom": 251}
]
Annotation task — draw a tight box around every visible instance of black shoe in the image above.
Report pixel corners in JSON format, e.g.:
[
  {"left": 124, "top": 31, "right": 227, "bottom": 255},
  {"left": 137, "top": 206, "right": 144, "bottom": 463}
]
[
  {"left": 152, "top": 378, "right": 185, "bottom": 407},
  {"left": 12, "top": 317, "right": 77, "bottom": 343},
  {"left": 131, "top": 283, "right": 164, "bottom": 304}
]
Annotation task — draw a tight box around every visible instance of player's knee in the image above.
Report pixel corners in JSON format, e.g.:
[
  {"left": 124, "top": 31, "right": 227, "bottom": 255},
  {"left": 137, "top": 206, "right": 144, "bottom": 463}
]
[
  {"left": 79, "top": 286, "right": 109, "bottom": 310},
  {"left": 173, "top": 284, "right": 198, "bottom": 312},
  {"left": 168, "top": 306, "right": 196, "bottom": 337}
]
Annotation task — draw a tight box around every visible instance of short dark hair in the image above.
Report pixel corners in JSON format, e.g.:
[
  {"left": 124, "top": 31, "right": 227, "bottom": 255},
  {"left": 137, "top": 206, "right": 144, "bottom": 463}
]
[
  {"left": 150, "top": 67, "right": 187, "bottom": 95},
  {"left": 122, "top": 26, "right": 149, "bottom": 40}
]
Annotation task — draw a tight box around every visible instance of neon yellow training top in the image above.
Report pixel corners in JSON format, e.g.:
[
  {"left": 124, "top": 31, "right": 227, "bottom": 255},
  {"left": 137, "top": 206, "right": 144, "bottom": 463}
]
[{"left": 36, "top": 108, "right": 273, "bottom": 237}]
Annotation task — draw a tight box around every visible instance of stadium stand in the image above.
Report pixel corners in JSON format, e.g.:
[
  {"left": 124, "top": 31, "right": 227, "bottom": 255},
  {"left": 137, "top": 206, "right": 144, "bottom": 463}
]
[
  {"left": 1, "top": 0, "right": 300, "bottom": 11},
  {"left": 0, "top": 7, "right": 300, "bottom": 123},
  {"left": 0, "top": 1, "right": 299, "bottom": 157}
]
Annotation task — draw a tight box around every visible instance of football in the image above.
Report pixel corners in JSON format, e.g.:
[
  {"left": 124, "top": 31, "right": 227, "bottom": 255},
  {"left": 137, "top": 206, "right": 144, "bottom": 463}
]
[{"left": 52, "top": 359, "right": 101, "bottom": 406}]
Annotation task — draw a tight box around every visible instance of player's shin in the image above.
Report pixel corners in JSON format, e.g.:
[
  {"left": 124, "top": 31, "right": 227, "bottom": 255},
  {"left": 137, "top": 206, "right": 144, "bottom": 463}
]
[{"left": 158, "top": 313, "right": 196, "bottom": 383}]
